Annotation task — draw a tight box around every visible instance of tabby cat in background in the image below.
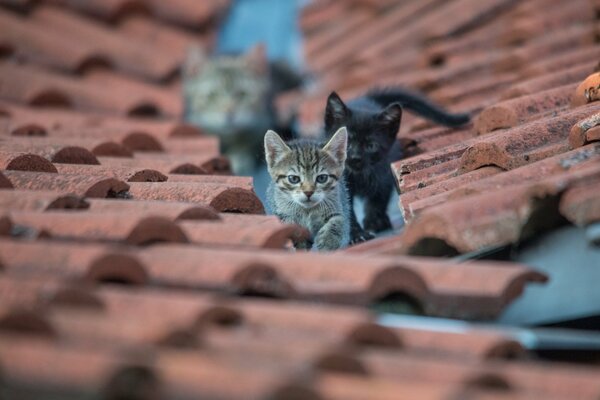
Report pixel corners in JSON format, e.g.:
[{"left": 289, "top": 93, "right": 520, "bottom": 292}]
[
  {"left": 182, "top": 44, "right": 301, "bottom": 175},
  {"left": 265, "top": 127, "right": 350, "bottom": 251},
  {"left": 323, "top": 88, "right": 471, "bottom": 243}
]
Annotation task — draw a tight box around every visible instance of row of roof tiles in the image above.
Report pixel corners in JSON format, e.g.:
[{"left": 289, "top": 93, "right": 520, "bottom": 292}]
[{"left": 1, "top": 0, "right": 599, "bottom": 398}]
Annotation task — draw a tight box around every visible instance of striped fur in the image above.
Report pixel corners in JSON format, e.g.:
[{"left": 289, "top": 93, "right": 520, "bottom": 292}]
[{"left": 265, "top": 127, "right": 350, "bottom": 251}]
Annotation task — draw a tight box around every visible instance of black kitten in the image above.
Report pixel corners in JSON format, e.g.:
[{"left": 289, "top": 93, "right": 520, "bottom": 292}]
[{"left": 323, "top": 87, "right": 470, "bottom": 243}]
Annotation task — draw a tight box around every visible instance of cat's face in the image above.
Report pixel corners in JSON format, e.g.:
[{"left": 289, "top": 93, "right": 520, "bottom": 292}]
[
  {"left": 183, "top": 45, "right": 270, "bottom": 135},
  {"left": 265, "top": 127, "right": 347, "bottom": 209},
  {"left": 324, "top": 92, "right": 401, "bottom": 173}
]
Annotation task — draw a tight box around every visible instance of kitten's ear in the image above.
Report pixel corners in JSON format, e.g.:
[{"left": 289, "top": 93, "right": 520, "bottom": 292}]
[
  {"left": 182, "top": 45, "right": 206, "bottom": 80},
  {"left": 322, "top": 126, "right": 348, "bottom": 164},
  {"left": 246, "top": 43, "right": 268, "bottom": 75},
  {"left": 325, "top": 92, "right": 348, "bottom": 129},
  {"left": 378, "top": 103, "right": 402, "bottom": 135},
  {"left": 264, "top": 130, "right": 291, "bottom": 167}
]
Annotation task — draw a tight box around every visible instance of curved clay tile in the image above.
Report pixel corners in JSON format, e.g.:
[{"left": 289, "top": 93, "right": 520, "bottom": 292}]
[
  {"left": 84, "top": 70, "right": 181, "bottom": 117},
  {"left": 0, "top": 189, "right": 88, "bottom": 211},
  {"left": 571, "top": 72, "right": 600, "bottom": 108},
  {"left": 86, "top": 253, "right": 149, "bottom": 285},
  {"left": 87, "top": 198, "right": 220, "bottom": 221},
  {"left": 58, "top": 0, "right": 149, "bottom": 21},
  {"left": 1, "top": 142, "right": 99, "bottom": 165},
  {"left": 31, "top": 5, "right": 178, "bottom": 81},
  {"left": 2, "top": 170, "right": 130, "bottom": 198},
  {"left": 126, "top": 182, "right": 264, "bottom": 214},
  {"left": 0, "top": 171, "right": 14, "bottom": 188},
  {"left": 569, "top": 111, "right": 600, "bottom": 148},
  {"left": 96, "top": 156, "right": 217, "bottom": 176},
  {"left": 0, "top": 62, "right": 173, "bottom": 116},
  {"left": 0, "top": 309, "right": 57, "bottom": 338},
  {"left": 401, "top": 162, "right": 600, "bottom": 256},
  {"left": 7, "top": 137, "right": 131, "bottom": 159},
  {"left": 143, "top": 0, "right": 230, "bottom": 28},
  {"left": 560, "top": 179, "right": 600, "bottom": 226},
  {"left": 0, "top": 9, "right": 101, "bottom": 73},
  {"left": 180, "top": 215, "right": 310, "bottom": 249},
  {"left": 166, "top": 174, "right": 253, "bottom": 190},
  {"left": 0, "top": 215, "right": 11, "bottom": 236},
  {"left": 133, "top": 153, "right": 230, "bottom": 175},
  {"left": 54, "top": 164, "right": 167, "bottom": 183},
  {"left": 0, "top": 151, "right": 58, "bottom": 172},
  {"left": 501, "top": 61, "right": 597, "bottom": 100},
  {"left": 402, "top": 145, "right": 600, "bottom": 221},
  {"left": 474, "top": 83, "right": 577, "bottom": 134},
  {"left": 8, "top": 212, "right": 189, "bottom": 246},
  {"left": 1, "top": 102, "right": 201, "bottom": 141}
]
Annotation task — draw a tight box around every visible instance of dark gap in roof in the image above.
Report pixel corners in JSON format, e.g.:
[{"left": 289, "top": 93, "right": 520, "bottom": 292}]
[
  {"left": 346, "top": 323, "right": 403, "bottom": 349},
  {"left": 429, "top": 54, "right": 446, "bottom": 68},
  {"left": 76, "top": 56, "right": 113, "bottom": 75},
  {"left": 104, "top": 365, "right": 161, "bottom": 400},
  {"left": 0, "top": 43, "right": 14, "bottom": 59},
  {"left": 196, "top": 306, "right": 244, "bottom": 329},
  {"left": 30, "top": 91, "right": 72, "bottom": 108},
  {"left": 128, "top": 104, "right": 159, "bottom": 117},
  {"left": 313, "top": 353, "right": 368, "bottom": 376},
  {"left": 157, "top": 329, "right": 199, "bottom": 349},
  {"left": 519, "top": 194, "right": 569, "bottom": 242},
  {"left": 407, "top": 237, "right": 460, "bottom": 257},
  {"left": 532, "top": 348, "right": 600, "bottom": 364},
  {"left": 464, "top": 373, "right": 512, "bottom": 392},
  {"left": 110, "top": 1, "right": 151, "bottom": 24},
  {"left": 540, "top": 314, "right": 600, "bottom": 331},
  {"left": 106, "top": 190, "right": 132, "bottom": 199},
  {"left": 371, "top": 292, "right": 424, "bottom": 316},
  {"left": 46, "top": 195, "right": 90, "bottom": 210},
  {"left": 0, "top": 310, "right": 56, "bottom": 338},
  {"left": 11, "top": 123, "right": 47, "bottom": 137},
  {"left": 96, "top": 276, "right": 140, "bottom": 286}
]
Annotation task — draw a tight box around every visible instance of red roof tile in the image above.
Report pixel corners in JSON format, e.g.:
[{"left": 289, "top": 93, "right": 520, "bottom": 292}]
[{"left": 3, "top": 170, "right": 129, "bottom": 198}]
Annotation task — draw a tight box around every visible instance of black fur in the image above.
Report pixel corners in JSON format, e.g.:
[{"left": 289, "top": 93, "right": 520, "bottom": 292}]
[{"left": 323, "top": 88, "right": 470, "bottom": 243}]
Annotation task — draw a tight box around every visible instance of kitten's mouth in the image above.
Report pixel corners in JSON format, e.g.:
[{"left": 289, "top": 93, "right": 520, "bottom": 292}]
[{"left": 298, "top": 199, "right": 318, "bottom": 208}]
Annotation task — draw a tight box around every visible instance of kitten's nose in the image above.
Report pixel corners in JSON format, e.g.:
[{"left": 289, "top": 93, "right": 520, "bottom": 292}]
[{"left": 304, "top": 191, "right": 314, "bottom": 199}]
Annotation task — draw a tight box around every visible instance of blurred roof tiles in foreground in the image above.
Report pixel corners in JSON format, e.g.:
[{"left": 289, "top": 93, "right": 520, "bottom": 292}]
[{"left": 0, "top": 0, "right": 599, "bottom": 399}]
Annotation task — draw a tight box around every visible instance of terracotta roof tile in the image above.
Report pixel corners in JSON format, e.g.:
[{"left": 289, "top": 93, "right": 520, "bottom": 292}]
[
  {"left": 0, "top": 239, "right": 545, "bottom": 319},
  {"left": 0, "top": 8, "right": 99, "bottom": 73},
  {"left": 2, "top": 170, "right": 129, "bottom": 198},
  {"left": 31, "top": 5, "right": 179, "bottom": 81},
  {"left": 0, "top": 101, "right": 203, "bottom": 141},
  {"left": 474, "top": 83, "right": 578, "bottom": 134},
  {"left": 572, "top": 72, "right": 600, "bottom": 107},
  {"left": 0, "top": 61, "right": 174, "bottom": 116},
  {"left": 97, "top": 154, "right": 229, "bottom": 175},
  {"left": 0, "top": 189, "right": 89, "bottom": 211},
  {"left": 1, "top": 0, "right": 599, "bottom": 395},
  {"left": 3, "top": 136, "right": 131, "bottom": 159},
  {"left": 0, "top": 151, "right": 57, "bottom": 172},
  {"left": 399, "top": 161, "right": 600, "bottom": 255},
  {"left": 125, "top": 181, "right": 263, "bottom": 213},
  {"left": 53, "top": 163, "right": 167, "bottom": 182}
]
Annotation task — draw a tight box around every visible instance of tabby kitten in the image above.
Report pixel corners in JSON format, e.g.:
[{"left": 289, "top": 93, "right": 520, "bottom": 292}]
[
  {"left": 324, "top": 88, "right": 470, "bottom": 243},
  {"left": 265, "top": 127, "right": 350, "bottom": 251},
  {"left": 182, "top": 44, "right": 301, "bottom": 175}
]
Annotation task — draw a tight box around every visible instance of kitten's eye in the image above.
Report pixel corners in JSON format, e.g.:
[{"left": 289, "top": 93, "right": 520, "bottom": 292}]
[
  {"left": 365, "top": 143, "right": 378, "bottom": 152},
  {"left": 287, "top": 175, "right": 300, "bottom": 184},
  {"left": 316, "top": 174, "right": 328, "bottom": 184}
]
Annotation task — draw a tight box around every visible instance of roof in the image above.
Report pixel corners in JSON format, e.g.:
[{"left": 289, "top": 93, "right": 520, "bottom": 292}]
[{"left": 1, "top": 0, "right": 599, "bottom": 399}]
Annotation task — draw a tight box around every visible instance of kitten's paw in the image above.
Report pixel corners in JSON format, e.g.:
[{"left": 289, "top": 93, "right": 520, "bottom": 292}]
[
  {"left": 350, "top": 227, "right": 374, "bottom": 244},
  {"left": 364, "top": 213, "right": 392, "bottom": 233},
  {"left": 314, "top": 235, "right": 343, "bottom": 251}
]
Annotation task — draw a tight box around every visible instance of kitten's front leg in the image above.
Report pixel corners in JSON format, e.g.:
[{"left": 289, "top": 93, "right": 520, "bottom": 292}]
[
  {"left": 363, "top": 181, "right": 393, "bottom": 233},
  {"left": 314, "top": 214, "right": 347, "bottom": 251},
  {"left": 347, "top": 184, "right": 374, "bottom": 244}
]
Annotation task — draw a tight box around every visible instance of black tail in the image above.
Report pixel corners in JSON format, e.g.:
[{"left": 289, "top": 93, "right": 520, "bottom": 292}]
[{"left": 366, "top": 87, "right": 470, "bottom": 127}]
